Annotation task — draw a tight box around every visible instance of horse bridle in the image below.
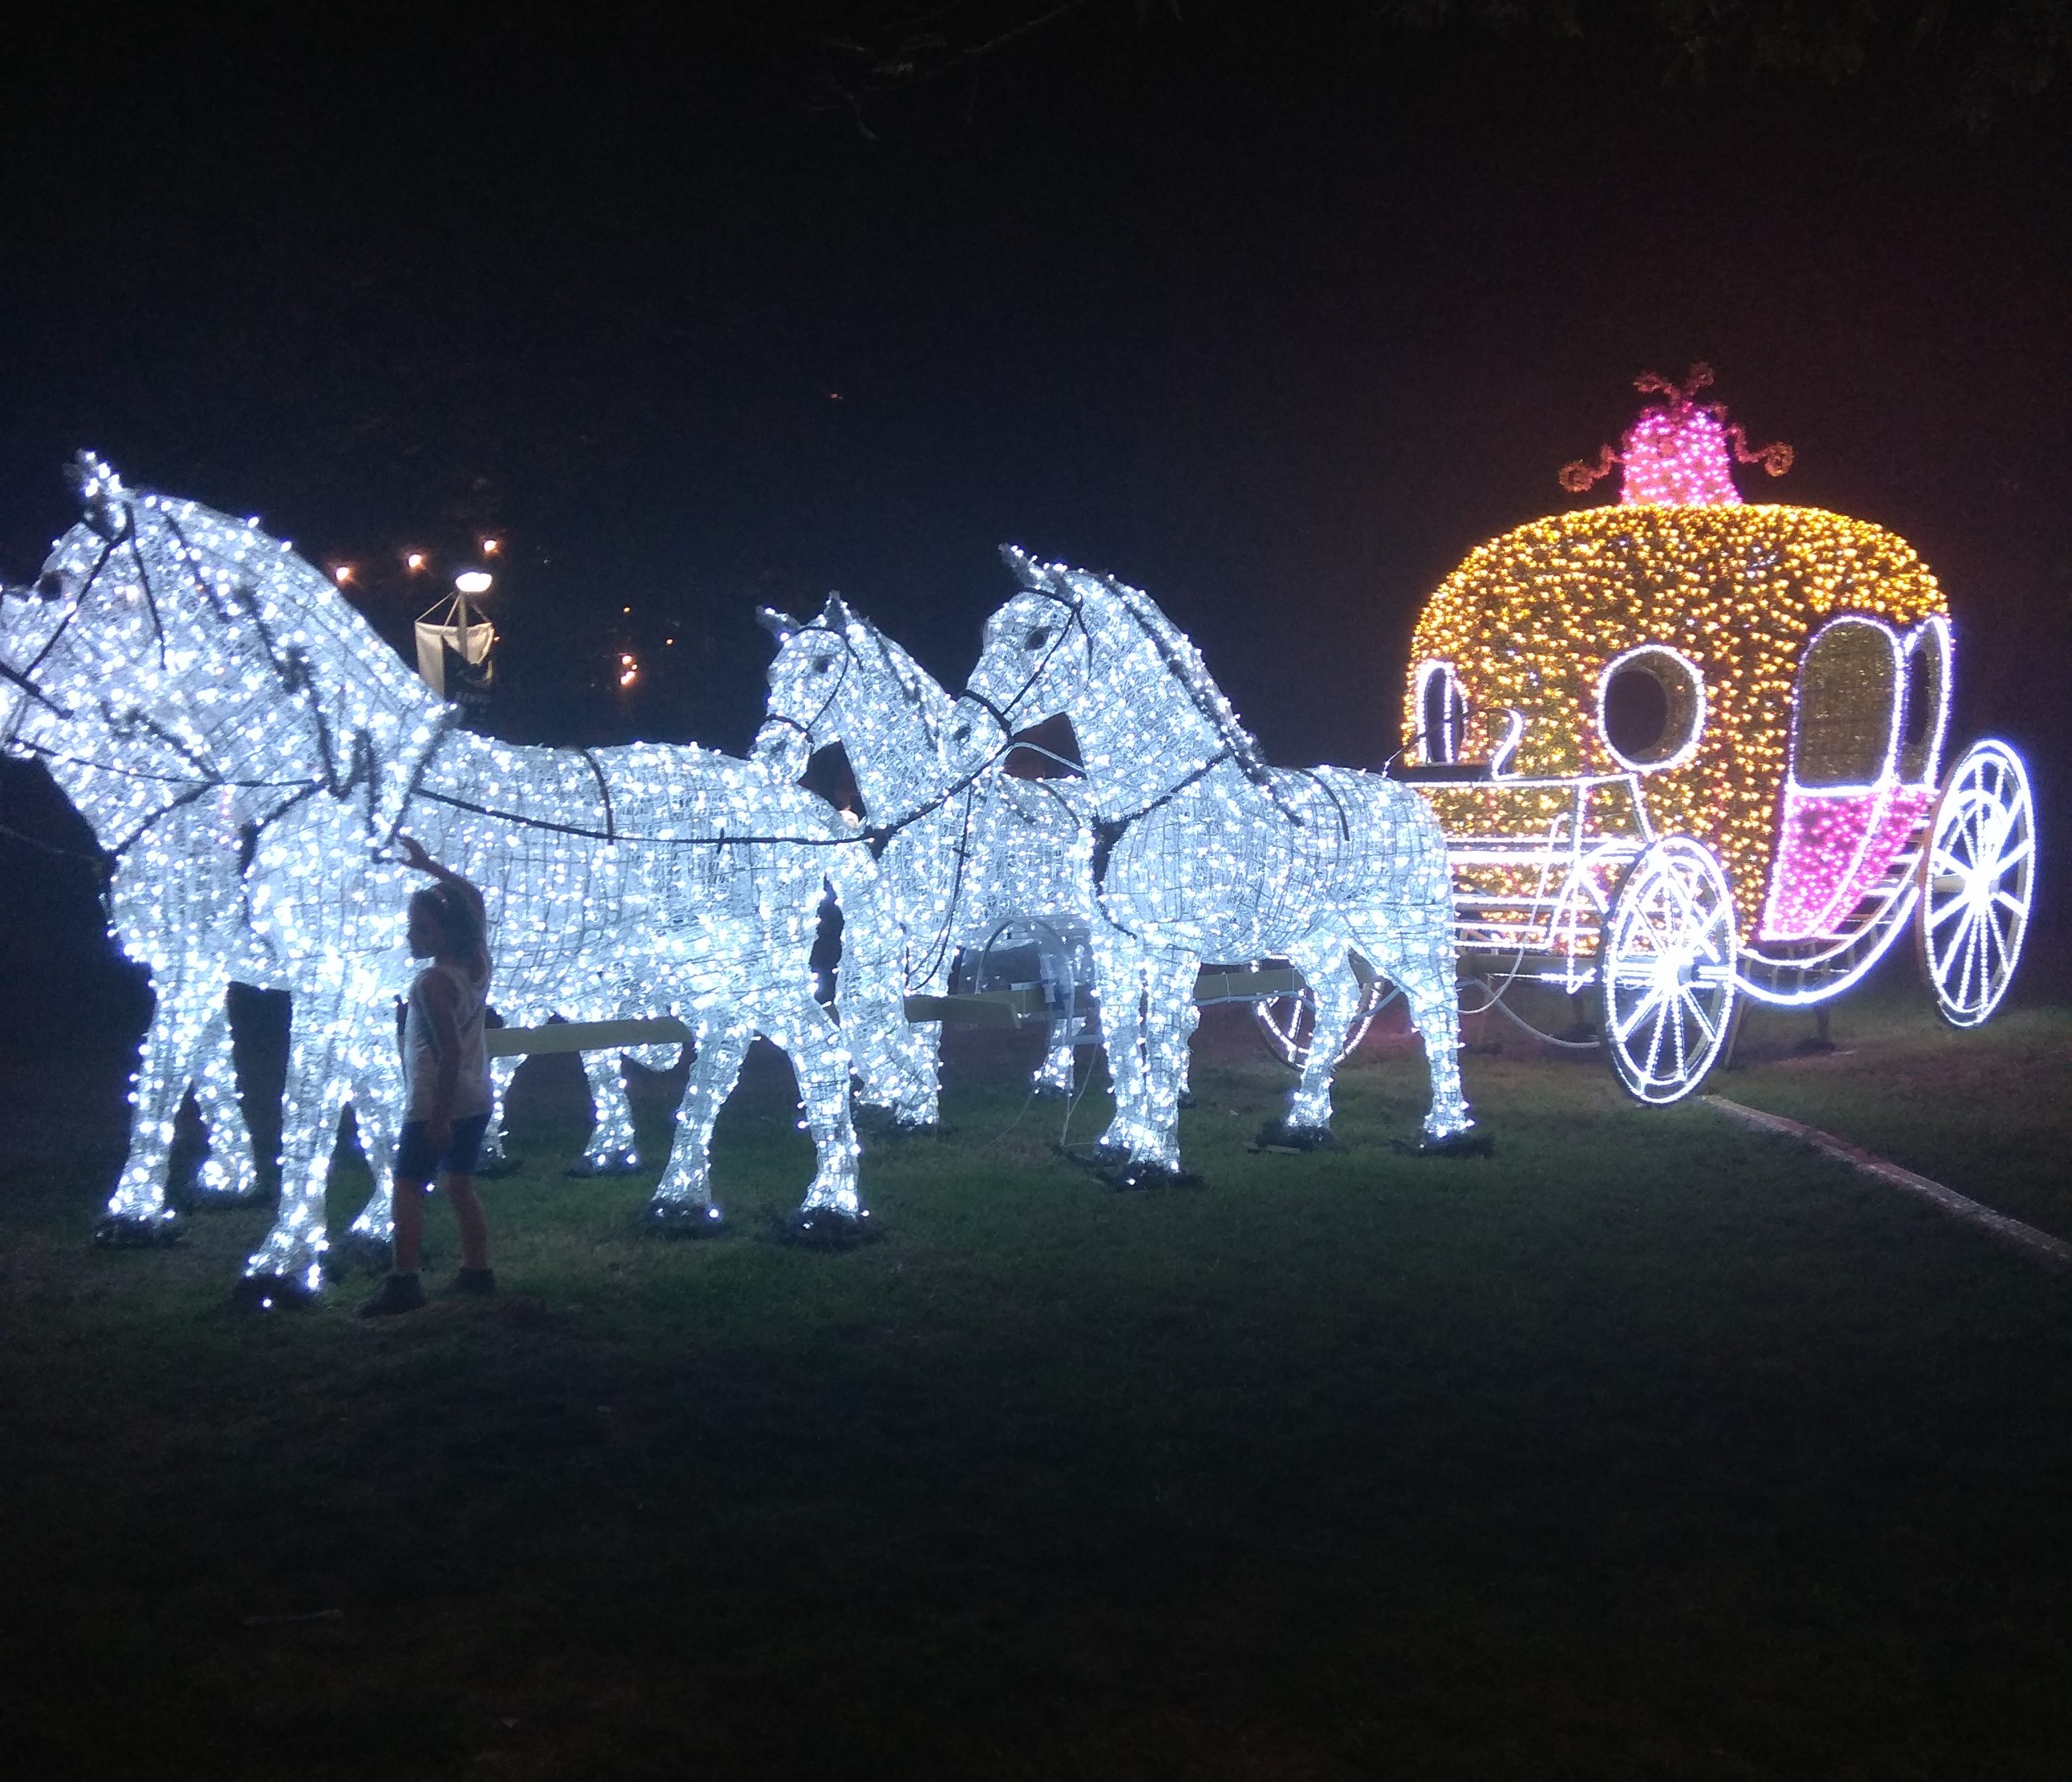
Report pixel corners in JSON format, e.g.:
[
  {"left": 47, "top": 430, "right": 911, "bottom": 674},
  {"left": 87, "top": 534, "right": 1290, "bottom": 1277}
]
[{"left": 761, "top": 620, "right": 857, "bottom": 759}]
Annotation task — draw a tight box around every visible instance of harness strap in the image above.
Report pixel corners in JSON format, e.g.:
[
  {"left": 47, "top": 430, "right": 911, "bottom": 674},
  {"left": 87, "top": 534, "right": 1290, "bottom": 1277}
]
[{"left": 1089, "top": 749, "right": 1233, "bottom": 891}]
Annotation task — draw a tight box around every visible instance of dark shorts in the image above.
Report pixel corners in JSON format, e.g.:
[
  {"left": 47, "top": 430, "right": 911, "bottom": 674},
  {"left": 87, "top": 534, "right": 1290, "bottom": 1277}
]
[{"left": 394, "top": 1113, "right": 492, "bottom": 1183}]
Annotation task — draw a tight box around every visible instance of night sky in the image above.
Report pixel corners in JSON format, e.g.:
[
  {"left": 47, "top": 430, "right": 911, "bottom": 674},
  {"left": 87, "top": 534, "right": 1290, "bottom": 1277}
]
[{"left": 4, "top": 3, "right": 2069, "bottom": 996}]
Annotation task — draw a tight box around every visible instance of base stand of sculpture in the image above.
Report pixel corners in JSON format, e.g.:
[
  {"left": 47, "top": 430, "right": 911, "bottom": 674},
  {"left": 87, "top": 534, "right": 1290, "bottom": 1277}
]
[
  {"left": 1252, "top": 1120, "right": 1341, "bottom": 1154},
  {"left": 93, "top": 1211, "right": 184, "bottom": 1249},
  {"left": 641, "top": 1200, "right": 729, "bottom": 1239},
  {"left": 775, "top": 1205, "right": 872, "bottom": 1248},
  {"left": 1076, "top": 1146, "right": 1203, "bottom": 1191},
  {"left": 1392, "top": 1130, "right": 1495, "bottom": 1158}
]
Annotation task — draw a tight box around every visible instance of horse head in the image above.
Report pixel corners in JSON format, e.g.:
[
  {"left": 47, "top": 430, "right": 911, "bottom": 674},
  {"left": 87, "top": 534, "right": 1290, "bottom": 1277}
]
[
  {"left": 946, "top": 548, "right": 1095, "bottom": 775},
  {"left": 752, "top": 597, "right": 849, "bottom": 780}
]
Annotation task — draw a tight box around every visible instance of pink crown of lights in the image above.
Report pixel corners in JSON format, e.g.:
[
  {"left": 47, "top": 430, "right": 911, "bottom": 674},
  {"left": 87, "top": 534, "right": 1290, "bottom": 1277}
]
[{"left": 1560, "top": 363, "right": 1794, "bottom": 506}]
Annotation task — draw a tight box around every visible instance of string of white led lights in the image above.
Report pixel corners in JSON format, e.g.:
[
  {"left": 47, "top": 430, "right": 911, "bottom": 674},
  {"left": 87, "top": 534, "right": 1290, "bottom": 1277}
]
[
  {"left": 947, "top": 549, "right": 1471, "bottom": 1181},
  {"left": 751, "top": 593, "right": 1101, "bottom": 1118},
  {"left": 4, "top": 458, "right": 911, "bottom": 1295}
]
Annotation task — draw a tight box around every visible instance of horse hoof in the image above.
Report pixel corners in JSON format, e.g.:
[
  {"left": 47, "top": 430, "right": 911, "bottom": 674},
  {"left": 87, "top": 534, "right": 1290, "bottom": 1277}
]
[
  {"left": 93, "top": 1211, "right": 183, "bottom": 1249},
  {"left": 565, "top": 1151, "right": 642, "bottom": 1178},
  {"left": 856, "top": 1105, "right": 939, "bottom": 1137},
  {"left": 641, "top": 1202, "right": 727, "bottom": 1239},
  {"left": 326, "top": 1229, "right": 394, "bottom": 1277},
  {"left": 873, "top": 1118, "right": 941, "bottom": 1141},
  {"left": 1098, "top": 1160, "right": 1203, "bottom": 1192},
  {"left": 226, "top": 1272, "right": 318, "bottom": 1313},
  {"left": 191, "top": 1166, "right": 269, "bottom": 1207},
  {"left": 1252, "top": 1121, "right": 1338, "bottom": 1153},
  {"left": 1394, "top": 1129, "right": 1494, "bottom": 1159},
  {"left": 775, "top": 1206, "right": 872, "bottom": 1249}
]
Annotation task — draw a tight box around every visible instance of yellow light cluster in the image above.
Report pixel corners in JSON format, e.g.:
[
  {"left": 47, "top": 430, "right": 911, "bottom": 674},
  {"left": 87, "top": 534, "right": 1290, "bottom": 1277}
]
[{"left": 1405, "top": 505, "right": 1948, "bottom": 936}]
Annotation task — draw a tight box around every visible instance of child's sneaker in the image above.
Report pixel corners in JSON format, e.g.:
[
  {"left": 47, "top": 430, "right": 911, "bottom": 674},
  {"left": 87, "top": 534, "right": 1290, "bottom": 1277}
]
[
  {"left": 359, "top": 1272, "right": 426, "bottom": 1318},
  {"left": 451, "top": 1267, "right": 497, "bottom": 1296}
]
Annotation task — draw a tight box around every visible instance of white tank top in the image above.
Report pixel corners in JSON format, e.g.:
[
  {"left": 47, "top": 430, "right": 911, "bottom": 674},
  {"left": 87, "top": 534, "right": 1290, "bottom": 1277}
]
[{"left": 403, "top": 957, "right": 494, "bottom": 1120}]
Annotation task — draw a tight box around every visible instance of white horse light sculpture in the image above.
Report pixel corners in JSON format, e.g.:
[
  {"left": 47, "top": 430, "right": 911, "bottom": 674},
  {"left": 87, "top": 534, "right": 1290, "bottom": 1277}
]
[
  {"left": 752, "top": 594, "right": 1094, "bottom": 1119},
  {"left": 948, "top": 551, "right": 1472, "bottom": 1182},
  {"left": 15, "top": 458, "right": 908, "bottom": 1296},
  {"left": 1, "top": 614, "right": 296, "bottom": 1235}
]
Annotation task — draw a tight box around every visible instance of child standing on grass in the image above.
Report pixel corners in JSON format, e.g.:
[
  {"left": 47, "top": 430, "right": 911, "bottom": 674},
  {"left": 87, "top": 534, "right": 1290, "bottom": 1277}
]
[{"left": 361, "top": 834, "right": 496, "bottom": 1317}]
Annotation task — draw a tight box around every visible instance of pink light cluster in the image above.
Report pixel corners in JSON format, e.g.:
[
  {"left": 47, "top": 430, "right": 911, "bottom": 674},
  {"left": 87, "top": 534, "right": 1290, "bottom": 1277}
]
[
  {"left": 1759, "top": 782, "right": 1937, "bottom": 941},
  {"left": 1619, "top": 404, "right": 1744, "bottom": 507}
]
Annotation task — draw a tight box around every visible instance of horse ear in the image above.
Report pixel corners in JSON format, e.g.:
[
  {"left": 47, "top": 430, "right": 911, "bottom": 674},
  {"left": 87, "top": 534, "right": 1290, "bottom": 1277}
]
[
  {"left": 1000, "top": 545, "right": 1042, "bottom": 590},
  {"left": 66, "top": 450, "right": 131, "bottom": 542},
  {"left": 755, "top": 606, "right": 799, "bottom": 642}
]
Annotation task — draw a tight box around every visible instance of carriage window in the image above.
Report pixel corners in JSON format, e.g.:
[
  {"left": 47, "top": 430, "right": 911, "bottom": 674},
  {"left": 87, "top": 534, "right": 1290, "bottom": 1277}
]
[
  {"left": 1418, "top": 662, "right": 1469, "bottom": 764},
  {"left": 1792, "top": 618, "right": 1902, "bottom": 788},
  {"left": 1598, "top": 646, "right": 1705, "bottom": 771},
  {"left": 1896, "top": 620, "right": 1949, "bottom": 787}
]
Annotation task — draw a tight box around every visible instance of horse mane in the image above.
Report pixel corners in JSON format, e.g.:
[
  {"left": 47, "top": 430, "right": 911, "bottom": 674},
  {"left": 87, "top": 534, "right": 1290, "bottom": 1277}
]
[
  {"left": 818, "top": 593, "right": 957, "bottom": 737},
  {"left": 50, "top": 462, "right": 450, "bottom": 832},
  {"left": 1001, "top": 546, "right": 1287, "bottom": 806}
]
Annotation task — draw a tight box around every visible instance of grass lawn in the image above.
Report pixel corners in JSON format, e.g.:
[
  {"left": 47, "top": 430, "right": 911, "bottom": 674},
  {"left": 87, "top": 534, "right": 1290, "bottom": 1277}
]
[{"left": 3, "top": 987, "right": 2070, "bottom": 1780}]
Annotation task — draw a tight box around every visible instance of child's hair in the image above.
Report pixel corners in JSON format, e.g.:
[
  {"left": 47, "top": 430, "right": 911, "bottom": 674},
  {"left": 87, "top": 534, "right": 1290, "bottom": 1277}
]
[{"left": 411, "top": 883, "right": 482, "bottom": 959}]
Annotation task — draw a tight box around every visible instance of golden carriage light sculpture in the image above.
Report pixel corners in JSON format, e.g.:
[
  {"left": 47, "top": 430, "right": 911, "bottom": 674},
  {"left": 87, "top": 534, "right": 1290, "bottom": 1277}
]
[{"left": 1396, "top": 365, "right": 2035, "bottom": 1104}]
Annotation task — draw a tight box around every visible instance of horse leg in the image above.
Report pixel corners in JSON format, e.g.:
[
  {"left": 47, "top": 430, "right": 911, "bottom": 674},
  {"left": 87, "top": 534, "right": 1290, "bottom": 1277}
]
[
  {"left": 475, "top": 1053, "right": 522, "bottom": 1172},
  {"left": 96, "top": 968, "right": 214, "bottom": 1245},
  {"left": 644, "top": 1016, "right": 751, "bottom": 1233},
  {"left": 1089, "top": 935, "right": 1194, "bottom": 1177},
  {"left": 843, "top": 941, "right": 940, "bottom": 1129},
  {"left": 1175, "top": 996, "right": 1200, "bottom": 1107},
  {"left": 1357, "top": 909, "right": 1473, "bottom": 1142},
  {"left": 1086, "top": 928, "right": 1150, "bottom": 1163},
  {"left": 575, "top": 1050, "right": 642, "bottom": 1172},
  {"left": 1131, "top": 952, "right": 1200, "bottom": 1175},
  {"left": 784, "top": 996, "right": 866, "bottom": 1229},
  {"left": 240, "top": 1010, "right": 351, "bottom": 1301},
  {"left": 1271, "top": 938, "right": 1366, "bottom": 1144},
  {"left": 340, "top": 1020, "right": 407, "bottom": 1272},
  {"left": 1032, "top": 1021, "right": 1076, "bottom": 1097},
  {"left": 189, "top": 996, "right": 263, "bottom": 1203}
]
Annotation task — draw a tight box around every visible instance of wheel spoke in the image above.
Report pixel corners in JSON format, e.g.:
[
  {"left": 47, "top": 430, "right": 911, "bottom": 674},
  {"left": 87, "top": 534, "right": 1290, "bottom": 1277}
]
[
  {"left": 1927, "top": 890, "right": 1968, "bottom": 931},
  {"left": 1641, "top": 998, "right": 1669, "bottom": 1081},
  {"left": 1615, "top": 984, "right": 1665, "bottom": 1046},
  {"left": 1676, "top": 988, "right": 1719, "bottom": 1045},
  {"left": 1987, "top": 835, "right": 2033, "bottom": 878},
  {"left": 1959, "top": 909, "right": 1984, "bottom": 1009},
  {"left": 1983, "top": 906, "right": 2010, "bottom": 985}
]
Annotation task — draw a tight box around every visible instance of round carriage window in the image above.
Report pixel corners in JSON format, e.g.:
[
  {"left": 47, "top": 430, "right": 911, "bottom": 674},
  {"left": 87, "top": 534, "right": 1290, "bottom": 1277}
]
[{"left": 1597, "top": 646, "right": 1705, "bottom": 772}]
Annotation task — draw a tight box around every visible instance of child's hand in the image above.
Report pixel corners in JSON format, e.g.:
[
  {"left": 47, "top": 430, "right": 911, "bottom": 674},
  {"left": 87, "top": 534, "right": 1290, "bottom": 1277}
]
[{"left": 395, "top": 833, "right": 433, "bottom": 873}]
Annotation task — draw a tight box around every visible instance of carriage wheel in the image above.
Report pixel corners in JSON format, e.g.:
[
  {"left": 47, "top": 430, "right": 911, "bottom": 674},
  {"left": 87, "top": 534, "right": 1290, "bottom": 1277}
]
[
  {"left": 1253, "top": 976, "right": 1389, "bottom": 1071},
  {"left": 1600, "top": 838, "right": 1739, "bottom": 1106},
  {"left": 1917, "top": 739, "right": 2034, "bottom": 1029}
]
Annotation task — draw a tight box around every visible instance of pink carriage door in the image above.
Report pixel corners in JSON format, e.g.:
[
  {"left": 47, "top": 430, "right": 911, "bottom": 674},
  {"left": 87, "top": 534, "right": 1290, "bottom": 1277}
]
[{"left": 1760, "top": 616, "right": 1948, "bottom": 942}]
